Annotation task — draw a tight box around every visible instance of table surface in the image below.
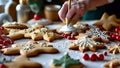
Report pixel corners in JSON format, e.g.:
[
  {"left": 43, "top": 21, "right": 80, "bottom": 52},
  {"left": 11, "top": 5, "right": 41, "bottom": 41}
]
[{"left": 0, "top": 20, "right": 120, "bottom": 68}]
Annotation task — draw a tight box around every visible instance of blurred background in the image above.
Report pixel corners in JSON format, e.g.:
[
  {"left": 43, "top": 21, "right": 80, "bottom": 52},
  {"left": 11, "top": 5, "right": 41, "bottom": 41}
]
[{"left": 0, "top": 0, "right": 66, "bottom": 22}]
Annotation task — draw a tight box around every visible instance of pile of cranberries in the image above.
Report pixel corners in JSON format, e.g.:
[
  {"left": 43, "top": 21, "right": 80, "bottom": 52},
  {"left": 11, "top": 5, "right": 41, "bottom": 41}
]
[
  {"left": 62, "top": 33, "right": 77, "bottom": 40},
  {"left": 109, "top": 27, "right": 120, "bottom": 41},
  {"left": 82, "top": 51, "right": 107, "bottom": 61},
  {"left": 0, "top": 27, "right": 14, "bottom": 49}
]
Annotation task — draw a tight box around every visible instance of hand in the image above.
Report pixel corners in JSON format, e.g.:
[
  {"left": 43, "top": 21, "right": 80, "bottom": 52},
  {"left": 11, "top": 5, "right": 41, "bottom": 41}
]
[{"left": 58, "top": 0, "right": 89, "bottom": 22}]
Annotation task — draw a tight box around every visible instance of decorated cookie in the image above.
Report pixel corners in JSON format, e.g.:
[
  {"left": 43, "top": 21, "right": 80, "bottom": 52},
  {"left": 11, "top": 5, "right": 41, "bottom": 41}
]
[
  {"left": 93, "top": 12, "right": 120, "bottom": 31},
  {"left": 1, "top": 41, "right": 58, "bottom": 57},
  {"left": 49, "top": 52, "right": 84, "bottom": 68},
  {"left": 85, "top": 27, "right": 110, "bottom": 43},
  {"left": 104, "top": 58, "right": 120, "bottom": 68},
  {"left": 2, "top": 22, "right": 28, "bottom": 29},
  {"left": 108, "top": 44, "right": 120, "bottom": 54},
  {"left": 1, "top": 55, "right": 42, "bottom": 68},
  {"left": 27, "top": 28, "right": 62, "bottom": 41},
  {"left": 69, "top": 36, "right": 106, "bottom": 52}
]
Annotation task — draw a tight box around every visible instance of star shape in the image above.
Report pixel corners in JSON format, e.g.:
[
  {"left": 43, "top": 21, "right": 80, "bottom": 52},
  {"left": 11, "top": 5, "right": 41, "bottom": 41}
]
[
  {"left": 4, "top": 55, "right": 42, "bottom": 68},
  {"left": 93, "top": 12, "right": 120, "bottom": 31},
  {"left": 50, "top": 52, "right": 84, "bottom": 68},
  {"left": 108, "top": 44, "right": 120, "bottom": 54},
  {"left": 69, "top": 36, "right": 106, "bottom": 52},
  {"left": 104, "top": 58, "right": 120, "bottom": 68},
  {"left": 1, "top": 41, "right": 58, "bottom": 57}
]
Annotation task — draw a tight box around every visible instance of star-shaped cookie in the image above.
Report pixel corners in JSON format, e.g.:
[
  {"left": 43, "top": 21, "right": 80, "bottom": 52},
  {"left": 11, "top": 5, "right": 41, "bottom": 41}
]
[
  {"left": 104, "top": 58, "right": 120, "bottom": 68},
  {"left": 3, "top": 55, "right": 42, "bottom": 68},
  {"left": 1, "top": 41, "right": 58, "bottom": 57},
  {"left": 93, "top": 12, "right": 120, "bottom": 31},
  {"left": 49, "top": 52, "right": 84, "bottom": 68},
  {"left": 108, "top": 44, "right": 120, "bottom": 54},
  {"left": 69, "top": 36, "right": 106, "bottom": 52}
]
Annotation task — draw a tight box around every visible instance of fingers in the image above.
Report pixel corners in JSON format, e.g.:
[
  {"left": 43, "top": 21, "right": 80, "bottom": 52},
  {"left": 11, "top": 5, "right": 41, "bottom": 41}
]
[{"left": 58, "top": 1, "right": 68, "bottom": 21}]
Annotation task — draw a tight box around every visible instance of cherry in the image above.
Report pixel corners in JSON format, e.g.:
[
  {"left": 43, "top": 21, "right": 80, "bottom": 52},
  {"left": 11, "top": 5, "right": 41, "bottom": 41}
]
[
  {"left": 34, "top": 14, "right": 40, "bottom": 20},
  {"left": 103, "top": 51, "right": 107, "bottom": 56},
  {"left": 3, "top": 40, "right": 9, "bottom": 45},
  {"left": 0, "top": 64, "right": 6, "bottom": 68},
  {"left": 90, "top": 53, "right": 97, "bottom": 61},
  {"left": 82, "top": 53, "right": 89, "bottom": 60},
  {"left": 0, "top": 27, "right": 4, "bottom": 30},
  {"left": 97, "top": 53, "right": 104, "bottom": 61}
]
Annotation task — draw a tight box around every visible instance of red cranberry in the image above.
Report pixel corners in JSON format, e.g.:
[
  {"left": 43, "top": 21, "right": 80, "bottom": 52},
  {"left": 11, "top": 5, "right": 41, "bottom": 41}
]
[
  {"left": 34, "top": 14, "right": 40, "bottom": 20},
  {"left": 97, "top": 53, "right": 104, "bottom": 61},
  {"left": 0, "top": 64, "right": 6, "bottom": 68},
  {"left": 82, "top": 53, "right": 89, "bottom": 60},
  {"left": 111, "top": 34, "right": 116, "bottom": 39},
  {"left": 3, "top": 40, "right": 9, "bottom": 45},
  {"left": 90, "top": 53, "right": 97, "bottom": 61},
  {"left": 116, "top": 36, "right": 120, "bottom": 41},
  {"left": 0, "top": 27, "right": 4, "bottom": 30},
  {"left": 115, "top": 27, "right": 120, "bottom": 33},
  {"left": 0, "top": 40, "right": 3, "bottom": 44},
  {"left": 103, "top": 51, "right": 107, "bottom": 56}
]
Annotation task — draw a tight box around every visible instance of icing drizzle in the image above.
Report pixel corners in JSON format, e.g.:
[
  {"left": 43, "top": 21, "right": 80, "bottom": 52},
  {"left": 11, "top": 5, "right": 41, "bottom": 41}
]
[{"left": 60, "top": 25, "right": 77, "bottom": 32}]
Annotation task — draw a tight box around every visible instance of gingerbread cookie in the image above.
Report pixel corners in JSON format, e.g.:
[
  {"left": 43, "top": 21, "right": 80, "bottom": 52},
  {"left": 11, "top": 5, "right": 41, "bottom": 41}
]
[
  {"left": 2, "top": 55, "right": 42, "bottom": 68},
  {"left": 49, "top": 52, "right": 84, "bottom": 68},
  {"left": 1, "top": 41, "right": 58, "bottom": 57},
  {"left": 93, "top": 12, "right": 120, "bottom": 31},
  {"left": 2, "top": 22, "right": 28, "bottom": 29},
  {"left": 27, "top": 28, "right": 62, "bottom": 41},
  {"left": 104, "top": 58, "right": 120, "bottom": 68},
  {"left": 69, "top": 36, "right": 106, "bottom": 52},
  {"left": 85, "top": 27, "right": 110, "bottom": 43},
  {"left": 108, "top": 44, "right": 120, "bottom": 54}
]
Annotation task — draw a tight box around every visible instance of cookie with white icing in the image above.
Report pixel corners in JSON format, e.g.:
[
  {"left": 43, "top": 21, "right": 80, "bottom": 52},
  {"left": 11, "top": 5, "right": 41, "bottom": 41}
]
[
  {"left": 1, "top": 41, "right": 58, "bottom": 57},
  {"left": 69, "top": 36, "right": 106, "bottom": 52},
  {"left": 108, "top": 44, "right": 120, "bottom": 54},
  {"left": 104, "top": 58, "right": 120, "bottom": 68},
  {"left": 85, "top": 27, "right": 110, "bottom": 43}
]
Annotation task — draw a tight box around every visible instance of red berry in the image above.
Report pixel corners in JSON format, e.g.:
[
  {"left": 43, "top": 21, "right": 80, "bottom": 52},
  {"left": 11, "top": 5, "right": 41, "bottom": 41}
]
[
  {"left": 82, "top": 53, "right": 89, "bottom": 60},
  {"left": 115, "top": 27, "right": 120, "bottom": 33},
  {"left": 63, "top": 34, "right": 68, "bottom": 38},
  {"left": 0, "top": 64, "right": 6, "bottom": 68},
  {"left": 0, "top": 27, "right": 4, "bottom": 30},
  {"left": 115, "top": 33, "right": 119, "bottom": 36},
  {"left": 0, "top": 46, "right": 2, "bottom": 49},
  {"left": 34, "top": 14, "right": 40, "bottom": 20},
  {"left": 116, "top": 36, "right": 120, "bottom": 41},
  {"left": 103, "top": 51, "right": 107, "bottom": 56},
  {"left": 0, "top": 40, "right": 3, "bottom": 44},
  {"left": 97, "top": 53, "right": 104, "bottom": 61},
  {"left": 111, "top": 34, "right": 116, "bottom": 39},
  {"left": 3, "top": 40, "right": 8, "bottom": 45},
  {"left": 90, "top": 53, "right": 97, "bottom": 61}
]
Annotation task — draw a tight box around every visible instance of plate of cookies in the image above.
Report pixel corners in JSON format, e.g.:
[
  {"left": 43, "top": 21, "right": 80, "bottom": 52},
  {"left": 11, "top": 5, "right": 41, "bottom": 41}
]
[{"left": 0, "top": 12, "right": 120, "bottom": 68}]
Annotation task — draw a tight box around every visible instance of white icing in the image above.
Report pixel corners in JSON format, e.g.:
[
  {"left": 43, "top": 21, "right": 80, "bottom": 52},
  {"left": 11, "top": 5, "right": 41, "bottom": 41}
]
[
  {"left": 74, "top": 37, "right": 97, "bottom": 49},
  {"left": 86, "top": 27, "right": 110, "bottom": 40},
  {"left": 60, "top": 25, "right": 78, "bottom": 32}
]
